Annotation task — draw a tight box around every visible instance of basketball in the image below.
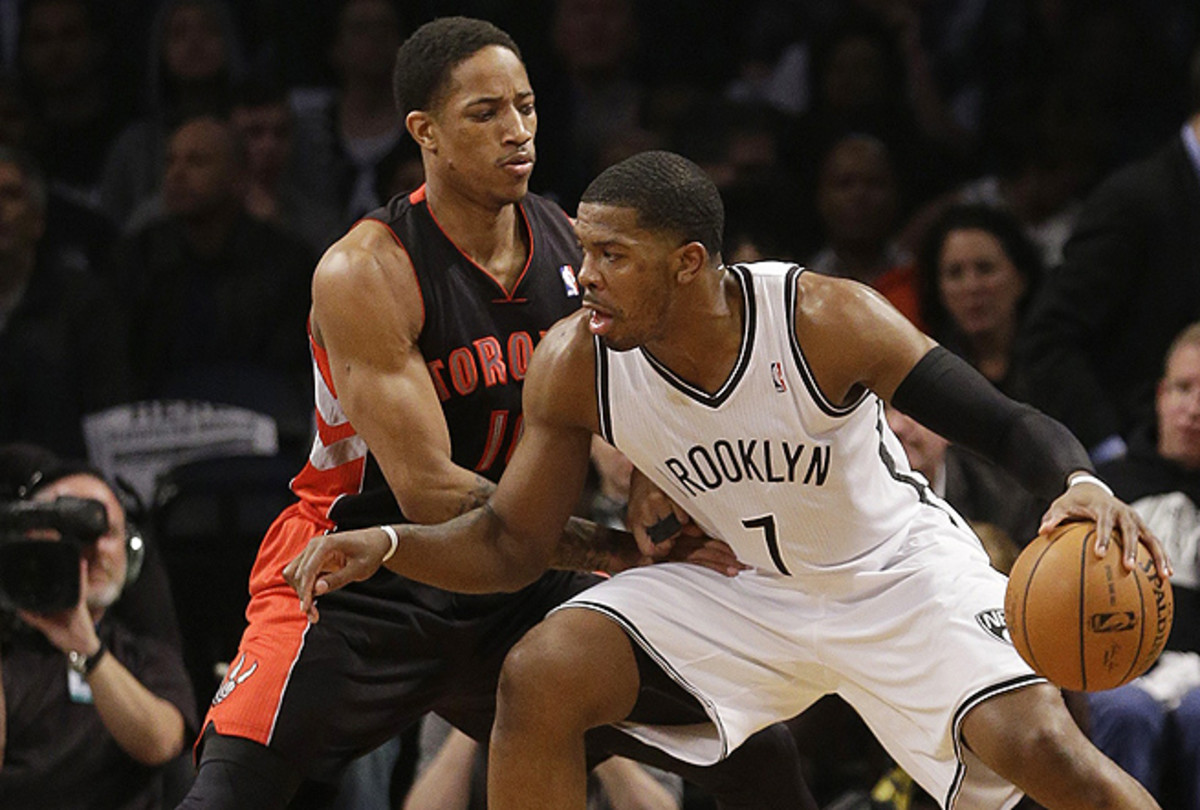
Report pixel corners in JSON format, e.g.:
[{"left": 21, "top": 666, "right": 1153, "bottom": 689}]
[{"left": 1004, "top": 519, "right": 1174, "bottom": 691}]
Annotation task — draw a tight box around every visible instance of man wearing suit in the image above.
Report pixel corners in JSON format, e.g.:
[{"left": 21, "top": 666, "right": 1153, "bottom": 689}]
[{"left": 1018, "top": 48, "right": 1200, "bottom": 462}]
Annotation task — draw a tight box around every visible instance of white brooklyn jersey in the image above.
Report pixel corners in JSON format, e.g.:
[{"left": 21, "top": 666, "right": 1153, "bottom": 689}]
[{"left": 597, "top": 261, "right": 959, "bottom": 573}]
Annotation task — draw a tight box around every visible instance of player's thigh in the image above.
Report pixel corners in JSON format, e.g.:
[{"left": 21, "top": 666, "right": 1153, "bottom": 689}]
[{"left": 498, "top": 607, "right": 641, "bottom": 729}]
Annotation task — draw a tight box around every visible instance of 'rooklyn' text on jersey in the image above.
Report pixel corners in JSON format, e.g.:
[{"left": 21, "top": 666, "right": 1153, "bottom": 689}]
[{"left": 596, "top": 261, "right": 962, "bottom": 575}]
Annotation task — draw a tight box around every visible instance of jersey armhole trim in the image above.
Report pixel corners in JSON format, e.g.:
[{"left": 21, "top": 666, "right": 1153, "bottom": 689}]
[
  {"left": 595, "top": 335, "right": 614, "bottom": 444},
  {"left": 785, "top": 266, "right": 869, "bottom": 418}
]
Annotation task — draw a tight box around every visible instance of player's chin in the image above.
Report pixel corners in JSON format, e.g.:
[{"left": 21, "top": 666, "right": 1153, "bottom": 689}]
[
  {"left": 493, "top": 181, "right": 530, "bottom": 205},
  {"left": 600, "top": 333, "right": 638, "bottom": 353}
]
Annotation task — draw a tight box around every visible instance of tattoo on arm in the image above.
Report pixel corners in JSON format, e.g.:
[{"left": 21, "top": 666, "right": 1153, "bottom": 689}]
[
  {"left": 455, "top": 476, "right": 496, "bottom": 517},
  {"left": 550, "top": 517, "right": 639, "bottom": 574}
]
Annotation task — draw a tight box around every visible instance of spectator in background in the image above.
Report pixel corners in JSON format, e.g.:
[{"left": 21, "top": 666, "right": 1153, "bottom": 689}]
[
  {"left": 530, "top": 0, "right": 650, "bottom": 207},
  {"left": 899, "top": 105, "right": 1099, "bottom": 271},
  {"left": 1018, "top": 47, "right": 1200, "bottom": 464},
  {"left": 106, "top": 115, "right": 314, "bottom": 443},
  {"left": 229, "top": 81, "right": 342, "bottom": 253},
  {"left": 1085, "top": 322, "right": 1200, "bottom": 807},
  {"left": 916, "top": 203, "right": 1042, "bottom": 402},
  {"left": 784, "top": 11, "right": 963, "bottom": 248},
  {"left": 289, "top": 0, "right": 406, "bottom": 225},
  {"left": 0, "top": 147, "right": 130, "bottom": 458},
  {"left": 0, "top": 443, "right": 196, "bottom": 810},
  {"left": 16, "top": 0, "right": 132, "bottom": 206},
  {"left": 99, "top": 0, "right": 245, "bottom": 228},
  {"left": 809, "top": 133, "right": 922, "bottom": 327},
  {"left": 0, "top": 71, "right": 116, "bottom": 275}
]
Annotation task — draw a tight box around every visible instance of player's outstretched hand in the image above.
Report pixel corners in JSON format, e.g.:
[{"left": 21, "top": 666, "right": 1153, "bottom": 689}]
[
  {"left": 283, "top": 528, "right": 392, "bottom": 623},
  {"left": 1039, "top": 479, "right": 1172, "bottom": 579}
]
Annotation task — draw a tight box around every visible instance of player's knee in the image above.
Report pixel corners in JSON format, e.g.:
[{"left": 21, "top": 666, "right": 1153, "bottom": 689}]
[
  {"left": 497, "top": 614, "right": 638, "bottom": 733},
  {"left": 498, "top": 624, "right": 590, "bottom": 727},
  {"left": 963, "top": 686, "right": 1080, "bottom": 777}
]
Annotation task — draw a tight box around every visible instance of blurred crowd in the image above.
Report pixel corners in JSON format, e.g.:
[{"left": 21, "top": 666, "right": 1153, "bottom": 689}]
[
  {"left": 0, "top": 0, "right": 1198, "bottom": 459},
  {"left": 1, "top": 0, "right": 1199, "bottom": 808}
]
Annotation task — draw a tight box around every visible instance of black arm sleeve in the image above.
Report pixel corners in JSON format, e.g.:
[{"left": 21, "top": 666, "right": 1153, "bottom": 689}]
[{"left": 890, "top": 347, "right": 1094, "bottom": 502}]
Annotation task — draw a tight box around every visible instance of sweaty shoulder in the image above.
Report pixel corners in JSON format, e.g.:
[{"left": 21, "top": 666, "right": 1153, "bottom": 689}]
[
  {"left": 311, "top": 219, "right": 423, "bottom": 348},
  {"left": 793, "top": 271, "right": 934, "bottom": 404},
  {"left": 522, "top": 310, "right": 600, "bottom": 434}
]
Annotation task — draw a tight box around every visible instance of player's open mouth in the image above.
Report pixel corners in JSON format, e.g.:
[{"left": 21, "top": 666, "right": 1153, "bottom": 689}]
[{"left": 584, "top": 305, "right": 614, "bottom": 335}]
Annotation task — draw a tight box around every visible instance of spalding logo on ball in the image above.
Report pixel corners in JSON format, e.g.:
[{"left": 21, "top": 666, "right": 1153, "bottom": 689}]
[{"left": 1004, "top": 519, "right": 1173, "bottom": 692}]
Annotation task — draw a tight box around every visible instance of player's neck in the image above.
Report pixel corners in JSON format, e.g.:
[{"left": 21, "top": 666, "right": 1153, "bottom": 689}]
[
  {"left": 649, "top": 268, "right": 744, "bottom": 395},
  {"left": 425, "top": 181, "right": 527, "bottom": 287}
]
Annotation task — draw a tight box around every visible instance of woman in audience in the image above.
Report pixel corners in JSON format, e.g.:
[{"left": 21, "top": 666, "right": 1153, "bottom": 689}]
[{"left": 917, "top": 203, "right": 1043, "bottom": 401}]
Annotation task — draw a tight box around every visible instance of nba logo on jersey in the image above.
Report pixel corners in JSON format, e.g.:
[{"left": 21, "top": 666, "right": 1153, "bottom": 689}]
[
  {"left": 559, "top": 264, "right": 580, "bottom": 297},
  {"left": 770, "top": 361, "right": 787, "bottom": 393}
]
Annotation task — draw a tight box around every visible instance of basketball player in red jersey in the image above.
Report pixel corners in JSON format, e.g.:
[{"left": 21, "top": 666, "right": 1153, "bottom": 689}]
[
  {"left": 176, "top": 17, "right": 813, "bottom": 810},
  {"left": 287, "top": 151, "right": 1172, "bottom": 810}
]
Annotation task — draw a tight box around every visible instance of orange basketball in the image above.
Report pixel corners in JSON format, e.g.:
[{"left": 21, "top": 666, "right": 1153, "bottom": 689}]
[{"left": 1004, "top": 519, "right": 1174, "bottom": 691}]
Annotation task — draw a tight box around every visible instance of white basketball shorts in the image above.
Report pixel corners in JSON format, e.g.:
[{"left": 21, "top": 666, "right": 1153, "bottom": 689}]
[{"left": 554, "top": 507, "right": 1045, "bottom": 810}]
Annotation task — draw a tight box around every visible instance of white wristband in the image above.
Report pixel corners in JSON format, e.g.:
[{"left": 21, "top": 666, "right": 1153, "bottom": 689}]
[
  {"left": 1068, "top": 473, "right": 1113, "bottom": 497},
  {"left": 379, "top": 524, "right": 399, "bottom": 563}
]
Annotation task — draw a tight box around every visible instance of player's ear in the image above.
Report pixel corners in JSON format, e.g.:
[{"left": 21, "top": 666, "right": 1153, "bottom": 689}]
[
  {"left": 673, "top": 241, "right": 708, "bottom": 285},
  {"left": 407, "top": 111, "right": 436, "bottom": 152}
]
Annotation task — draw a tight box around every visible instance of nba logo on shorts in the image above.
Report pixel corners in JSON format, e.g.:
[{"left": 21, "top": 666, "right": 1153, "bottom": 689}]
[
  {"left": 559, "top": 265, "right": 579, "bottom": 297},
  {"left": 975, "top": 609, "right": 1011, "bottom": 644},
  {"left": 770, "top": 362, "right": 787, "bottom": 393}
]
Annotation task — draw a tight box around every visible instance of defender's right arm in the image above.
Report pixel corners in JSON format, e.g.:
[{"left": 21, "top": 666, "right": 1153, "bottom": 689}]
[
  {"left": 285, "top": 313, "right": 601, "bottom": 606},
  {"left": 311, "top": 221, "right": 495, "bottom": 523}
]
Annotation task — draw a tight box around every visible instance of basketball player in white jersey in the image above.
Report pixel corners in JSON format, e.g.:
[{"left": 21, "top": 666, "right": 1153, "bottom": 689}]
[{"left": 285, "top": 150, "right": 1171, "bottom": 810}]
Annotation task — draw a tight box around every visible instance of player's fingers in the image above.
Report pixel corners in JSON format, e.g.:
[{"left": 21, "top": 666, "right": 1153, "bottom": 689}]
[
  {"left": 1093, "top": 510, "right": 1115, "bottom": 559},
  {"left": 312, "top": 562, "right": 361, "bottom": 595},
  {"left": 1037, "top": 501, "right": 1069, "bottom": 534},
  {"left": 673, "top": 538, "right": 746, "bottom": 575},
  {"left": 1115, "top": 510, "right": 1140, "bottom": 571},
  {"left": 630, "top": 496, "right": 673, "bottom": 552},
  {"left": 691, "top": 541, "right": 747, "bottom": 576},
  {"left": 645, "top": 512, "right": 683, "bottom": 547},
  {"left": 1131, "top": 511, "right": 1173, "bottom": 578},
  {"left": 283, "top": 549, "right": 313, "bottom": 614}
]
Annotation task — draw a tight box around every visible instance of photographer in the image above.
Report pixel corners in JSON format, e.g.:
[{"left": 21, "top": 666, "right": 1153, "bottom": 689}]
[{"left": 0, "top": 444, "right": 196, "bottom": 809}]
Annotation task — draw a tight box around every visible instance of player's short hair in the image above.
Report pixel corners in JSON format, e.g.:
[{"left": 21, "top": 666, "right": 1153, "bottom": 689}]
[
  {"left": 392, "top": 16, "right": 522, "bottom": 118},
  {"left": 580, "top": 150, "right": 724, "bottom": 258}
]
